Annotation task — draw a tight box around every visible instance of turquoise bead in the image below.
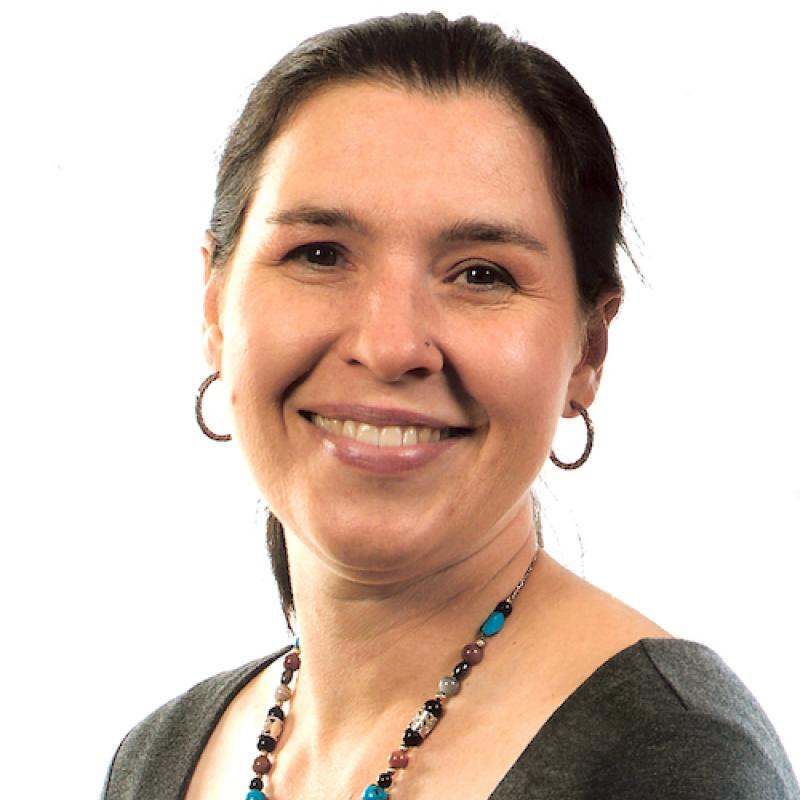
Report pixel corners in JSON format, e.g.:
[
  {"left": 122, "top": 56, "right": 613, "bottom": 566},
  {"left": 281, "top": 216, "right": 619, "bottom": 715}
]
[
  {"left": 480, "top": 610, "right": 505, "bottom": 636},
  {"left": 246, "top": 791, "right": 266, "bottom": 800},
  {"left": 362, "top": 785, "right": 388, "bottom": 800}
]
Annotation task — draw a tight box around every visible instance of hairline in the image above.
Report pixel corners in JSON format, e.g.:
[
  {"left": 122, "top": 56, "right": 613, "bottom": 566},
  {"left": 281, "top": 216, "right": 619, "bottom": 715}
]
[{"left": 213, "top": 74, "right": 564, "bottom": 277}]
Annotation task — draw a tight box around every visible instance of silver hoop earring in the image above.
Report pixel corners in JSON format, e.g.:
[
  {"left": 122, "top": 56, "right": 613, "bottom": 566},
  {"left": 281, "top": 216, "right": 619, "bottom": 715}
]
[
  {"left": 549, "top": 401, "right": 593, "bottom": 470},
  {"left": 195, "top": 371, "right": 232, "bottom": 441}
]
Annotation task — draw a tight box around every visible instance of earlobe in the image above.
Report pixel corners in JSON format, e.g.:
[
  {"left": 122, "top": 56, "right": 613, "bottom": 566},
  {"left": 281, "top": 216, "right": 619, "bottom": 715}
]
[{"left": 203, "top": 319, "right": 224, "bottom": 371}]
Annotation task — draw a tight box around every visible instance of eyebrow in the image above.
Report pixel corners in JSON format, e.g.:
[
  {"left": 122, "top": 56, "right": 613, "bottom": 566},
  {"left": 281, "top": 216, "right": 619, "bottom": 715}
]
[{"left": 264, "top": 204, "right": 548, "bottom": 255}]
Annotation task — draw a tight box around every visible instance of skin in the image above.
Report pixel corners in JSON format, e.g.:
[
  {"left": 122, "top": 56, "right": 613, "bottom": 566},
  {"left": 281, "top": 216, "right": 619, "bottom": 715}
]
[{"left": 192, "top": 82, "right": 665, "bottom": 800}]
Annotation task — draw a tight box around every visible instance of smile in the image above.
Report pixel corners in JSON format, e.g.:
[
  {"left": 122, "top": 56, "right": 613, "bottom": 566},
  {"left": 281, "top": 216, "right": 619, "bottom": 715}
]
[{"left": 301, "top": 412, "right": 470, "bottom": 447}]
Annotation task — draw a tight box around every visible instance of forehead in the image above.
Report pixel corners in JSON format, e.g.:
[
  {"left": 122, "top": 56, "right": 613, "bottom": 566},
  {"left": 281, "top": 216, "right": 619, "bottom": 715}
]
[{"left": 250, "top": 82, "right": 563, "bottom": 244}]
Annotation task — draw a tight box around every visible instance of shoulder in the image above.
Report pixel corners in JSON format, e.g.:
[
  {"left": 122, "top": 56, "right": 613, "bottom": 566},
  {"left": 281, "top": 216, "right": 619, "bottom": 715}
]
[
  {"left": 599, "top": 638, "right": 797, "bottom": 798},
  {"left": 634, "top": 638, "right": 785, "bottom": 746},
  {"left": 102, "top": 649, "right": 287, "bottom": 800},
  {"left": 504, "top": 638, "right": 800, "bottom": 800}
]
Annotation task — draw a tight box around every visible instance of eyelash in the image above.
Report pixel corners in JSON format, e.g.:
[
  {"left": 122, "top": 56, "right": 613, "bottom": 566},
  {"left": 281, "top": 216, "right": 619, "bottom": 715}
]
[{"left": 281, "top": 242, "right": 517, "bottom": 291}]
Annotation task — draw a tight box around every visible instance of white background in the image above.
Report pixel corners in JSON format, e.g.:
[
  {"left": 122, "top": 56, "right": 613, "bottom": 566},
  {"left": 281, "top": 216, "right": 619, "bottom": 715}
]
[{"left": 1, "top": 1, "right": 798, "bottom": 796}]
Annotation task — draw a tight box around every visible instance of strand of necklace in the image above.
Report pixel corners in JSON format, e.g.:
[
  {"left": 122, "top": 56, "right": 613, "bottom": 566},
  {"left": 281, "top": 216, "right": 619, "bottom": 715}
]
[{"left": 244, "top": 550, "right": 540, "bottom": 800}]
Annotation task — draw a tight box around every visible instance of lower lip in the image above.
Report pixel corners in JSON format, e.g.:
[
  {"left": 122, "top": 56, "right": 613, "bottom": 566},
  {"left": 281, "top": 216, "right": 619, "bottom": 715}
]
[{"left": 304, "top": 418, "right": 463, "bottom": 474}]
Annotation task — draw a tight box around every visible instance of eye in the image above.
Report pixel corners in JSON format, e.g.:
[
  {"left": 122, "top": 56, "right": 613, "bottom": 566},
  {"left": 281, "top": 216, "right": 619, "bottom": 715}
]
[
  {"left": 282, "top": 242, "right": 344, "bottom": 268},
  {"left": 454, "top": 264, "right": 517, "bottom": 291}
]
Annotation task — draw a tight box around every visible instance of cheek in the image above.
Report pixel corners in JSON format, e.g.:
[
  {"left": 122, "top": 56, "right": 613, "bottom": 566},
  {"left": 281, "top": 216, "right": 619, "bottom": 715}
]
[
  {"left": 467, "top": 312, "right": 575, "bottom": 446},
  {"left": 221, "top": 279, "right": 326, "bottom": 424}
]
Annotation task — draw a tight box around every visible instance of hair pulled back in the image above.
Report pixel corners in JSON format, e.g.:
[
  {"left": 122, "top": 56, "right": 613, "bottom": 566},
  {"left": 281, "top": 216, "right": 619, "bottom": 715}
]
[{"left": 206, "top": 12, "right": 628, "bottom": 627}]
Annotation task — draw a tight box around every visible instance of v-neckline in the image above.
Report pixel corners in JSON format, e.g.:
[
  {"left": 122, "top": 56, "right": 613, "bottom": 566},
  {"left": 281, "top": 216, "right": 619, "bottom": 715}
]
[{"left": 179, "top": 637, "right": 702, "bottom": 800}]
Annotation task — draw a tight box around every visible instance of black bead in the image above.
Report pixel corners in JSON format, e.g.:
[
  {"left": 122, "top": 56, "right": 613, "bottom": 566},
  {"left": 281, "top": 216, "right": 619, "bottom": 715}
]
[
  {"left": 268, "top": 706, "right": 285, "bottom": 720},
  {"left": 403, "top": 728, "right": 423, "bottom": 747},
  {"left": 424, "top": 698, "right": 443, "bottom": 718},
  {"left": 280, "top": 669, "right": 294, "bottom": 685},
  {"left": 452, "top": 660, "right": 471, "bottom": 680},
  {"left": 250, "top": 777, "right": 264, "bottom": 790},
  {"left": 377, "top": 772, "right": 393, "bottom": 788},
  {"left": 496, "top": 600, "right": 513, "bottom": 617},
  {"left": 258, "top": 734, "right": 277, "bottom": 752}
]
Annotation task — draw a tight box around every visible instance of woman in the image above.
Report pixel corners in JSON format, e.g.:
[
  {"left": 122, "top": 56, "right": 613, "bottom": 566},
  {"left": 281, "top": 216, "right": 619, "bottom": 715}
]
[{"left": 102, "top": 12, "right": 799, "bottom": 800}]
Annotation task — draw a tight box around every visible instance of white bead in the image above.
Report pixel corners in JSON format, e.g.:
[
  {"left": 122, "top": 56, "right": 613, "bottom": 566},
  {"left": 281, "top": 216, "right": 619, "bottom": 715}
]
[{"left": 408, "top": 709, "right": 438, "bottom": 737}]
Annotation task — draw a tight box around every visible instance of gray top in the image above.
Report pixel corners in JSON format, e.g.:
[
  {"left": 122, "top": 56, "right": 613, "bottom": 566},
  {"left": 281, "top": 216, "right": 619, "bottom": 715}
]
[{"left": 102, "top": 638, "right": 800, "bottom": 799}]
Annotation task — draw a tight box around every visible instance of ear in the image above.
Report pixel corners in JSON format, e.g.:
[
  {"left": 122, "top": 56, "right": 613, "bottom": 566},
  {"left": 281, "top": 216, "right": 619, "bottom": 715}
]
[
  {"left": 563, "top": 290, "right": 622, "bottom": 417},
  {"left": 202, "top": 231, "right": 224, "bottom": 371}
]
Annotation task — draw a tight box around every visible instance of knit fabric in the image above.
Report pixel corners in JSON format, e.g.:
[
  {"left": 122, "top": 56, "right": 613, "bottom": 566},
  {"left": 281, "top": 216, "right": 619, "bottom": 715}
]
[{"left": 101, "top": 638, "right": 800, "bottom": 799}]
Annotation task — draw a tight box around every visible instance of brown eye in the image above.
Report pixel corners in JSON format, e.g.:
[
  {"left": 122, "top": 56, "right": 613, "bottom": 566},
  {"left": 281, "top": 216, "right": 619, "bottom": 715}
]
[
  {"left": 456, "top": 264, "right": 516, "bottom": 290},
  {"left": 284, "top": 243, "right": 342, "bottom": 267},
  {"left": 467, "top": 266, "right": 497, "bottom": 284}
]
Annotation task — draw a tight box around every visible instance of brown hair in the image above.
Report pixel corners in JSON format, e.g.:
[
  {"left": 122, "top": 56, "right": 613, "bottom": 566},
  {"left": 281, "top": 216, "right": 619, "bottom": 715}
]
[{"left": 206, "top": 12, "right": 630, "bottom": 627}]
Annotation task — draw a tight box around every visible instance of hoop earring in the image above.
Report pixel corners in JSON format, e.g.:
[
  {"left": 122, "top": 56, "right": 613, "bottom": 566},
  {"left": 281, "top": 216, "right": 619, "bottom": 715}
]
[
  {"left": 549, "top": 401, "right": 593, "bottom": 470},
  {"left": 195, "top": 371, "right": 232, "bottom": 441}
]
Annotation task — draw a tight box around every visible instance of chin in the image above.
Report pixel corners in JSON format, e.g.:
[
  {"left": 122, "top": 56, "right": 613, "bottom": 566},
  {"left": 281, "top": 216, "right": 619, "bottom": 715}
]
[{"left": 302, "top": 513, "right": 445, "bottom": 583}]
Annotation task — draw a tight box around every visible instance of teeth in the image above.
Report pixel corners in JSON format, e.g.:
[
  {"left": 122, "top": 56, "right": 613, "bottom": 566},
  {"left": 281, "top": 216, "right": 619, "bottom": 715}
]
[
  {"left": 355, "top": 423, "right": 379, "bottom": 445},
  {"left": 318, "top": 416, "right": 342, "bottom": 436},
  {"left": 310, "top": 414, "right": 450, "bottom": 446},
  {"left": 342, "top": 420, "right": 357, "bottom": 438},
  {"left": 402, "top": 427, "right": 418, "bottom": 446},
  {"left": 379, "top": 426, "right": 403, "bottom": 447}
]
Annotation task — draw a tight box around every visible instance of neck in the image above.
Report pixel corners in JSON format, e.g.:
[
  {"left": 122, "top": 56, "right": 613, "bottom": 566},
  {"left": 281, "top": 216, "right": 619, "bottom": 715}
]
[{"left": 281, "top": 500, "right": 540, "bottom": 750}]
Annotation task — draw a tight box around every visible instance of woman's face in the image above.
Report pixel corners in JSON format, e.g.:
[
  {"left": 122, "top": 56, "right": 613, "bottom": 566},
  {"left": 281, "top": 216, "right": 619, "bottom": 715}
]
[{"left": 203, "top": 82, "right": 613, "bottom": 582}]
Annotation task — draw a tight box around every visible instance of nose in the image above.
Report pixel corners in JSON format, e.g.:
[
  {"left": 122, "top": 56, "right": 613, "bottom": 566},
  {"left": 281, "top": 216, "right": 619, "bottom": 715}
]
[{"left": 337, "top": 267, "right": 444, "bottom": 382}]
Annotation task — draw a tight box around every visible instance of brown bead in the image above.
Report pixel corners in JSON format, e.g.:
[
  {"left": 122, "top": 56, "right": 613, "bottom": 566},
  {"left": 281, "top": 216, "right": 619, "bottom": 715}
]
[
  {"left": 284, "top": 652, "right": 301, "bottom": 671},
  {"left": 389, "top": 750, "right": 409, "bottom": 769},
  {"left": 252, "top": 755, "right": 272, "bottom": 775},
  {"left": 462, "top": 643, "right": 484, "bottom": 665}
]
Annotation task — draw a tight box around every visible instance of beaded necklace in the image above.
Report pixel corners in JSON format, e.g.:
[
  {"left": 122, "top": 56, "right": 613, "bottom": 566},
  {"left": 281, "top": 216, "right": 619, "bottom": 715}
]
[{"left": 243, "top": 551, "right": 539, "bottom": 800}]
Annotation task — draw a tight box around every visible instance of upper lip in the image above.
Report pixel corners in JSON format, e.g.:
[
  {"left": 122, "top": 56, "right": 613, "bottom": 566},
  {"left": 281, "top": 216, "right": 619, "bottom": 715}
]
[{"left": 300, "top": 404, "right": 471, "bottom": 430}]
